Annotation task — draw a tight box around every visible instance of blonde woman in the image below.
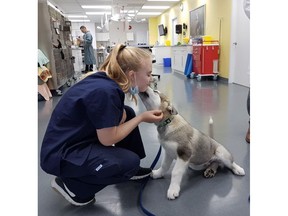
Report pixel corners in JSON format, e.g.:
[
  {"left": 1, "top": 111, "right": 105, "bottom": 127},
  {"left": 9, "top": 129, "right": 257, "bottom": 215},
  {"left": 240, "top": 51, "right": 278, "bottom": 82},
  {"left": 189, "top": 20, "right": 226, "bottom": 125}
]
[{"left": 40, "top": 44, "right": 163, "bottom": 206}]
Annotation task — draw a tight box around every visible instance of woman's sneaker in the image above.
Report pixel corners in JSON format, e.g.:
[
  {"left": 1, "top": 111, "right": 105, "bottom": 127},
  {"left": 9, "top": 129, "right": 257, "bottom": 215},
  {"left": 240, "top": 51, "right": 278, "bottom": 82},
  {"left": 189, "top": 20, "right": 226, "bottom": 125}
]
[
  {"left": 51, "top": 177, "right": 95, "bottom": 206},
  {"left": 130, "top": 167, "right": 152, "bottom": 180}
]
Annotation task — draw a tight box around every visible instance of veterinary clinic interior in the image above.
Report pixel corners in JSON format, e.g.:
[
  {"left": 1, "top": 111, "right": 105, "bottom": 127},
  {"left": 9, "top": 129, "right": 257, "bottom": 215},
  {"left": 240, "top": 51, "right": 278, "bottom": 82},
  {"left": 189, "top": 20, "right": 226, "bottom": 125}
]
[{"left": 38, "top": 0, "right": 250, "bottom": 216}]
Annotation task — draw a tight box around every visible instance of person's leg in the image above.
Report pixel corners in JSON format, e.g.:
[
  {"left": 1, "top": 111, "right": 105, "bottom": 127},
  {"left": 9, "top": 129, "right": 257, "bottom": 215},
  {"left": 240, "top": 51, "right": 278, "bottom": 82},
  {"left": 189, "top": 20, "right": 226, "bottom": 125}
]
[
  {"left": 53, "top": 144, "right": 140, "bottom": 205},
  {"left": 116, "top": 105, "right": 146, "bottom": 159},
  {"left": 89, "top": 64, "right": 93, "bottom": 71},
  {"left": 247, "top": 89, "right": 250, "bottom": 116},
  {"left": 82, "top": 64, "right": 89, "bottom": 73},
  {"left": 246, "top": 89, "right": 250, "bottom": 143},
  {"left": 115, "top": 105, "right": 152, "bottom": 180}
]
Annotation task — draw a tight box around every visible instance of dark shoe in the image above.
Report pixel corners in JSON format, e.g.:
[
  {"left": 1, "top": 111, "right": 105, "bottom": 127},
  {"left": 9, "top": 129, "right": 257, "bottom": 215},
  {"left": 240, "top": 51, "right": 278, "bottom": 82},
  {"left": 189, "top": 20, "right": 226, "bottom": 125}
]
[
  {"left": 51, "top": 177, "right": 95, "bottom": 206},
  {"left": 245, "top": 126, "right": 250, "bottom": 144},
  {"left": 89, "top": 64, "right": 94, "bottom": 71},
  {"left": 130, "top": 167, "right": 152, "bottom": 180}
]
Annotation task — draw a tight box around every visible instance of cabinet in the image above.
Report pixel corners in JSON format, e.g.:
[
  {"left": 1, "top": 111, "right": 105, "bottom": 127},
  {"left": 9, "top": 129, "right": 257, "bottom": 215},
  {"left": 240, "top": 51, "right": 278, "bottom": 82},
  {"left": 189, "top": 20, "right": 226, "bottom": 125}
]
[
  {"left": 96, "top": 33, "right": 110, "bottom": 41},
  {"left": 171, "top": 45, "right": 193, "bottom": 75},
  {"left": 192, "top": 44, "right": 219, "bottom": 81},
  {"left": 38, "top": 1, "right": 75, "bottom": 91},
  {"left": 151, "top": 46, "right": 171, "bottom": 65},
  {"left": 127, "top": 32, "right": 134, "bottom": 41}
]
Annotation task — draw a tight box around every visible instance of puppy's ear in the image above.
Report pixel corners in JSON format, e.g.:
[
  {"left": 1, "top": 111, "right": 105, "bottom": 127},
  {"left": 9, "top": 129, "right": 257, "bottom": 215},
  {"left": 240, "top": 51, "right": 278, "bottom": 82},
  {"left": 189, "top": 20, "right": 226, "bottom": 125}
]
[{"left": 167, "top": 104, "right": 178, "bottom": 115}]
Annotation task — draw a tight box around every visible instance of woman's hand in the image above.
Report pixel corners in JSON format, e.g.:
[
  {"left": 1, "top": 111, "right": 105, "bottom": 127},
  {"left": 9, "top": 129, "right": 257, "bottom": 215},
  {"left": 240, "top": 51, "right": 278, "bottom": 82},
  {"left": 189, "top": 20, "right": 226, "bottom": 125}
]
[
  {"left": 140, "top": 110, "right": 163, "bottom": 123},
  {"left": 97, "top": 110, "right": 163, "bottom": 146}
]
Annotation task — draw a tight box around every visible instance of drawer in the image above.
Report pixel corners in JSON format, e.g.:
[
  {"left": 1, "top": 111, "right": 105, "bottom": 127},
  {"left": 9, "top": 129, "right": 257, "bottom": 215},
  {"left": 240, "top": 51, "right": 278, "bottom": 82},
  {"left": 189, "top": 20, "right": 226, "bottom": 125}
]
[
  {"left": 193, "top": 47, "right": 202, "bottom": 58},
  {"left": 192, "top": 60, "right": 202, "bottom": 74},
  {"left": 192, "top": 52, "right": 201, "bottom": 61},
  {"left": 193, "top": 60, "right": 202, "bottom": 68},
  {"left": 193, "top": 46, "right": 201, "bottom": 52}
]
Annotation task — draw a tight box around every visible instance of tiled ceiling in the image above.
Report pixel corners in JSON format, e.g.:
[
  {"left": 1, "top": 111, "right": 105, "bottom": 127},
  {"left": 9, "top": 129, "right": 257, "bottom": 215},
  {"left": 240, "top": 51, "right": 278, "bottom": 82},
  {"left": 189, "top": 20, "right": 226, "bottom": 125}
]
[{"left": 47, "top": 0, "right": 180, "bottom": 23}]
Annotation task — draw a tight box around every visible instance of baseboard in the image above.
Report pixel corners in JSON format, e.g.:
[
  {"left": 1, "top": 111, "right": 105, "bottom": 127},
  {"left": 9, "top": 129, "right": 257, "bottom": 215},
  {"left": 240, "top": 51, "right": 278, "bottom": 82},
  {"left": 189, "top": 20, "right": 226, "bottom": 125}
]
[{"left": 218, "top": 76, "right": 228, "bottom": 83}]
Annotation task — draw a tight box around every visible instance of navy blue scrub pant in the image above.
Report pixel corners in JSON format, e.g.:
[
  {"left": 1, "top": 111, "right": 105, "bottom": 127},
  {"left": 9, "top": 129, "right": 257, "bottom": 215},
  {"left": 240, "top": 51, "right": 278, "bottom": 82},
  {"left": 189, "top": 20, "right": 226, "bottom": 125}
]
[{"left": 59, "top": 106, "right": 146, "bottom": 199}]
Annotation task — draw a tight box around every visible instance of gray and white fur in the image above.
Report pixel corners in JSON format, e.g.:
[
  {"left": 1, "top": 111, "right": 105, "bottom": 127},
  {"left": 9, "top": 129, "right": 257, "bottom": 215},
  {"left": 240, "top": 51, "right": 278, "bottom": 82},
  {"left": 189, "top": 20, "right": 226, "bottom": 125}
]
[{"left": 139, "top": 87, "right": 245, "bottom": 200}]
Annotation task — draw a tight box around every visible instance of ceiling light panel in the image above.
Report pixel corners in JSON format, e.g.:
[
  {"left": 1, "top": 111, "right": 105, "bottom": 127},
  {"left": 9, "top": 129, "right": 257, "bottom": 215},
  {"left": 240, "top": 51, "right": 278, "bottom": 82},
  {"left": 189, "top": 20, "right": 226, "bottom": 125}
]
[
  {"left": 70, "top": 20, "right": 91, "bottom": 22},
  {"left": 142, "top": 6, "right": 170, "bottom": 9},
  {"left": 147, "top": 0, "right": 180, "bottom": 1},
  {"left": 67, "top": 15, "right": 88, "bottom": 18},
  {"left": 82, "top": 5, "right": 111, "bottom": 9},
  {"left": 137, "top": 12, "right": 162, "bottom": 15},
  {"left": 86, "top": 12, "right": 112, "bottom": 15}
]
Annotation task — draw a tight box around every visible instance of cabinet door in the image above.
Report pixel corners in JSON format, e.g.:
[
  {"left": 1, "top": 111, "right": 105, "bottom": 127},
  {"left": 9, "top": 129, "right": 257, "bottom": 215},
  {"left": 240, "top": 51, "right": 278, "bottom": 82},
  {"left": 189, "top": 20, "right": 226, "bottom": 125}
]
[
  {"left": 192, "top": 46, "right": 202, "bottom": 60},
  {"left": 202, "top": 45, "right": 219, "bottom": 74},
  {"left": 193, "top": 60, "right": 202, "bottom": 74},
  {"left": 127, "top": 32, "right": 134, "bottom": 41},
  {"left": 154, "top": 47, "right": 171, "bottom": 64},
  {"left": 96, "top": 33, "right": 109, "bottom": 41},
  {"left": 172, "top": 50, "right": 181, "bottom": 71},
  {"left": 192, "top": 46, "right": 202, "bottom": 74}
]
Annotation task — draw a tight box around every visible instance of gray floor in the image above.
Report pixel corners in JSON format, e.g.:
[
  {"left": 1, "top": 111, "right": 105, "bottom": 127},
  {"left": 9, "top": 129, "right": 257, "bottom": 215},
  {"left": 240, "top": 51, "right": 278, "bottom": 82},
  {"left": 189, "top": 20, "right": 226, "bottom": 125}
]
[{"left": 38, "top": 65, "right": 250, "bottom": 216}]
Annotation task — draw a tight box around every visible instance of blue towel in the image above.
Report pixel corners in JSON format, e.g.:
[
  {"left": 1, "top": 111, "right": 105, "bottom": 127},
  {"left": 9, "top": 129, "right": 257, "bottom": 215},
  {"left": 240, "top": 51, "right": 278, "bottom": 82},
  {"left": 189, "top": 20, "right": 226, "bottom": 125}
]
[{"left": 38, "top": 49, "right": 49, "bottom": 66}]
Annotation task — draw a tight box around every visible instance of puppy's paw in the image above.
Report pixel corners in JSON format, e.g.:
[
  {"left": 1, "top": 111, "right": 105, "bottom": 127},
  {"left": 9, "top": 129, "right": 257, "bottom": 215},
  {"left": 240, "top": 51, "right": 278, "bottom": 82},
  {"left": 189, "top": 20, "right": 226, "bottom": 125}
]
[
  {"left": 204, "top": 168, "right": 216, "bottom": 178},
  {"left": 232, "top": 162, "right": 245, "bottom": 176},
  {"left": 151, "top": 169, "right": 164, "bottom": 179},
  {"left": 167, "top": 185, "right": 180, "bottom": 200},
  {"left": 233, "top": 167, "right": 245, "bottom": 176}
]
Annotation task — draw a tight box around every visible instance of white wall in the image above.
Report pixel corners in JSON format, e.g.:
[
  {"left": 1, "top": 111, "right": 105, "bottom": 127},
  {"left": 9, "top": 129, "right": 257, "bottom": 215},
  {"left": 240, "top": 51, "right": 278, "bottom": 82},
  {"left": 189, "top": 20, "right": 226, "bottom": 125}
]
[
  {"left": 71, "top": 22, "right": 96, "bottom": 49},
  {"left": 94, "top": 21, "right": 149, "bottom": 46},
  {"left": 127, "top": 22, "right": 149, "bottom": 46},
  {"left": 109, "top": 20, "right": 129, "bottom": 45}
]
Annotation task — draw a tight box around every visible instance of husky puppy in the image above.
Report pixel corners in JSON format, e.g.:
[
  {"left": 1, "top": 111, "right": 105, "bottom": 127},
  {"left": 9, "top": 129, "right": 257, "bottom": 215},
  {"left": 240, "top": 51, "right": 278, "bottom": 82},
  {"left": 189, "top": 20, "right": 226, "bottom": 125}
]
[{"left": 139, "top": 87, "right": 245, "bottom": 200}]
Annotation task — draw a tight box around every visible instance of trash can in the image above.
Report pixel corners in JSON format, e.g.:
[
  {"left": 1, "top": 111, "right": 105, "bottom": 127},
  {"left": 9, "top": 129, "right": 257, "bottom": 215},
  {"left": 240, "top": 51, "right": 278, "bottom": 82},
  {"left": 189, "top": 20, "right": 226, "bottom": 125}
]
[{"left": 163, "top": 58, "right": 171, "bottom": 67}]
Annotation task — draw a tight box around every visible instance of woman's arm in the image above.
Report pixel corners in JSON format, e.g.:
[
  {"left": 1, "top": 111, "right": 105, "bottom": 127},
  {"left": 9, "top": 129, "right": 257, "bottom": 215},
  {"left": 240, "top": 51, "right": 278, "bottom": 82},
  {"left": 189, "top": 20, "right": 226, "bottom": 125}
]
[{"left": 96, "top": 110, "right": 163, "bottom": 146}]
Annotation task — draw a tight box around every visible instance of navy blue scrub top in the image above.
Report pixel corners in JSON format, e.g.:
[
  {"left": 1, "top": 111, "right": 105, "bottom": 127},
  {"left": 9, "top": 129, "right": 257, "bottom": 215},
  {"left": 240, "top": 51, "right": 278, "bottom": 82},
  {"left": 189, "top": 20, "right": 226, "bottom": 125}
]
[{"left": 40, "top": 72, "right": 125, "bottom": 176}]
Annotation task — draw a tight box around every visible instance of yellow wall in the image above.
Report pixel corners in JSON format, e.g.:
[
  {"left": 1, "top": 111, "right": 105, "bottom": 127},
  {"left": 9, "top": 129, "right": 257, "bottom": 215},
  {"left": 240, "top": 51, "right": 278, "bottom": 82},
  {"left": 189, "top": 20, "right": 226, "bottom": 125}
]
[
  {"left": 148, "top": 0, "right": 232, "bottom": 79},
  {"left": 148, "top": 18, "right": 158, "bottom": 45}
]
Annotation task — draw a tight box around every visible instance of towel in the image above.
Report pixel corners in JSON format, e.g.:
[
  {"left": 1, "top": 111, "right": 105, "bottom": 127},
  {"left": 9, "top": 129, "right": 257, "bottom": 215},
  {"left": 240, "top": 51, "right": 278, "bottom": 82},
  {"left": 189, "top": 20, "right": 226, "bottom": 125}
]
[{"left": 38, "top": 49, "right": 49, "bottom": 66}]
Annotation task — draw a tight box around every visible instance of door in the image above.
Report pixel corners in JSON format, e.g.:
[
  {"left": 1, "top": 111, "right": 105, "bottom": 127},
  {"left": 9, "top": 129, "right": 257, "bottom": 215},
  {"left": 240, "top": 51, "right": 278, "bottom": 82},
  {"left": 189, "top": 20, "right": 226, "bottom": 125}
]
[
  {"left": 229, "top": 0, "right": 250, "bottom": 87},
  {"left": 172, "top": 17, "right": 178, "bottom": 46}
]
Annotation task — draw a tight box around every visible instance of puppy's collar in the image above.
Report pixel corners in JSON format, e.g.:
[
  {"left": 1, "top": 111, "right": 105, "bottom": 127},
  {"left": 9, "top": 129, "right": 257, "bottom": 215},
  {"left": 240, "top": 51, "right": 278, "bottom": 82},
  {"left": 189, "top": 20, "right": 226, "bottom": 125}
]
[{"left": 158, "top": 115, "right": 174, "bottom": 128}]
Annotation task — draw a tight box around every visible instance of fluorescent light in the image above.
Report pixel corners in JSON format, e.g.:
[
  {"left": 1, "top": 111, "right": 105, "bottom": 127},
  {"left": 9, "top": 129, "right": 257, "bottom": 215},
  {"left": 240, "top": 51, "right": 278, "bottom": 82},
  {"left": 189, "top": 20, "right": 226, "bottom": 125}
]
[
  {"left": 137, "top": 12, "right": 162, "bottom": 15},
  {"left": 147, "top": 0, "right": 179, "bottom": 1},
  {"left": 123, "top": 10, "right": 138, "bottom": 13},
  {"left": 86, "top": 12, "right": 112, "bottom": 15},
  {"left": 142, "top": 6, "right": 170, "bottom": 9},
  {"left": 70, "top": 20, "right": 90, "bottom": 22},
  {"left": 67, "top": 15, "right": 88, "bottom": 18},
  {"left": 82, "top": 5, "right": 111, "bottom": 9}
]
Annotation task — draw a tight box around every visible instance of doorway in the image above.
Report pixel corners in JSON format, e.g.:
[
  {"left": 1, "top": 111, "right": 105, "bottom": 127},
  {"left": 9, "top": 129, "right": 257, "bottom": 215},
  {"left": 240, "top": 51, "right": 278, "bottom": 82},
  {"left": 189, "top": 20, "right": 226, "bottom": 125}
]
[
  {"left": 172, "top": 17, "right": 178, "bottom": 46},
  {"left": 229, "top": 0, "right": 250, "bottom": 87}
]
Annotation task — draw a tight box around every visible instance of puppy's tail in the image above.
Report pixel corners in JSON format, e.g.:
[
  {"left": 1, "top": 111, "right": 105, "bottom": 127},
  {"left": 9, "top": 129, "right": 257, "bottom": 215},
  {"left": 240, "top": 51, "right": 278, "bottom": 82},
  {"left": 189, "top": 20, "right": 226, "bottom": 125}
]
[{"left": 209, "top": 116, "right": 214, "bottom": 139}]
